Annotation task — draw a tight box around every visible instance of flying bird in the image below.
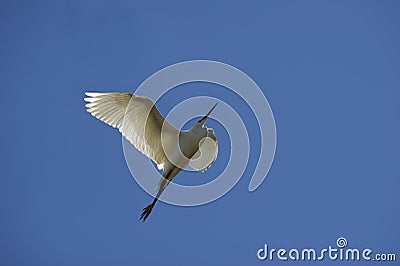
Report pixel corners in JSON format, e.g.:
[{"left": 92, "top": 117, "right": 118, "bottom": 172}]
[{"left": 84, "top": 92, "right": 218, "bottom": 221}]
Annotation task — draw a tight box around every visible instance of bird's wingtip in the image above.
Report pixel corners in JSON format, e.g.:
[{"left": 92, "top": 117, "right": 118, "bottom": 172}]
[{"left": 85, "top": 92, "right": 100, "bottom": 97}]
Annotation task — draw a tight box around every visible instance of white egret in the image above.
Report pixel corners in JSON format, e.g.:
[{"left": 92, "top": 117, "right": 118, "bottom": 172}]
[{"left": 84, "top": 92, "right": 218, "bottom": 221}]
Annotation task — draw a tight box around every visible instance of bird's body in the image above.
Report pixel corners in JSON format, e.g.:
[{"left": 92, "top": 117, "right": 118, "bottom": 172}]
[{"left": 84, "top": 92, "right": 218, "bottom": 221}]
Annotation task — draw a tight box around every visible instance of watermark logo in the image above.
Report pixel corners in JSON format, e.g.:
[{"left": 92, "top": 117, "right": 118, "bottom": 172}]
[
  {"left": 257, "top": 237, "right": 396, "bottom": 262},
  {"left": 336, "top": 237, "right": 348, "bottom": 248},
  {"left": 122, "top": 60, "right": 276, "bottom": 206}
]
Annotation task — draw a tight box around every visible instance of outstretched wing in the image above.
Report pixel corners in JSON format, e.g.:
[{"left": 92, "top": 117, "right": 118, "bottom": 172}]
[
  {"left": 189, "top": 128, "right": 218, "bottom": 172},
  {"left": 84, "top": 92, "right": 179, "bottom": 169}
]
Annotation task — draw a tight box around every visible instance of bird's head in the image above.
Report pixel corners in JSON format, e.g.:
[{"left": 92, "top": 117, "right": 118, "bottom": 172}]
[{"left": 196, "top": 102, "right": 218, "bottom": 128}]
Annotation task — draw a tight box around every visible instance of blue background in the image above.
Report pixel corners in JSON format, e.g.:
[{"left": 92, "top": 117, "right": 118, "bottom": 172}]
[{"left": 1, "top": 1, "right": 399, "bottom": 265}]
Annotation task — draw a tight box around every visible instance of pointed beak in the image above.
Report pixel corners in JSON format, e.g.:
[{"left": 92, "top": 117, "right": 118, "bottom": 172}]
[{"left": 198, "top": 102, "right": 218, "bottom": 126}]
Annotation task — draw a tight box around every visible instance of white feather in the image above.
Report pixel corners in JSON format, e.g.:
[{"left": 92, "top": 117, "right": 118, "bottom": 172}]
[{"left": 84, "top": 92, "right": 179, "bottom": 169}]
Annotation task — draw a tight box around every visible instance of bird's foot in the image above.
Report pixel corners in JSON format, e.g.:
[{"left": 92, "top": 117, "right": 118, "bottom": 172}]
[{"left": 140, "top": 203, "right": 154, "bottom": 222}]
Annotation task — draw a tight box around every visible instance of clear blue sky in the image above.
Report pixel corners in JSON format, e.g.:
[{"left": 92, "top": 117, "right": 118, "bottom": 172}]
[{"left": 1, "top": 1, "right": 399, "bottom": 265}]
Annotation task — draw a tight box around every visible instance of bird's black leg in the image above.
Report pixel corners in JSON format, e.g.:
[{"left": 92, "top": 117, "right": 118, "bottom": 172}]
[{"left": 140, "top": 171, "right": 171, "bottom": 222}]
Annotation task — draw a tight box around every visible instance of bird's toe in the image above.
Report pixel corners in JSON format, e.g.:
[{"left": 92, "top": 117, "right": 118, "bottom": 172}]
[{"left": 139, "top": 204, "right": 154, "bottom": 222}]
